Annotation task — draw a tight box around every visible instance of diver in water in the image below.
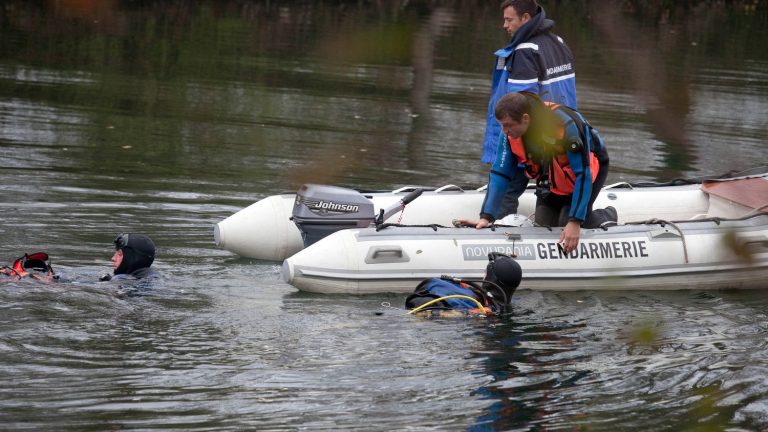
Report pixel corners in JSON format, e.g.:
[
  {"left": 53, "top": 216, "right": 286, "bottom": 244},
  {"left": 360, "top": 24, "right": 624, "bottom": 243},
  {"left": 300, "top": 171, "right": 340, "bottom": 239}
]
[
  {"left": 100, "top": 233, "right": 157, "bottom": 281},
  {"left": 0, "top": 252, "right": 58, "bottom": 283},
  {"left": 405, "top": 252, "right": 522, "bottom": 317}
]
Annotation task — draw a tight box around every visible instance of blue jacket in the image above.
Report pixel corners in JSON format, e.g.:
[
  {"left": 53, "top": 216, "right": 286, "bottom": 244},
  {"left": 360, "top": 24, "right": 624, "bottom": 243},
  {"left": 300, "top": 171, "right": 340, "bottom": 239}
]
[
  {"left": 480, "top": 102, "right": 608, "bottom": 223},
  {"left": 481, "top": 6, "right": 577, "bottom": 163}
]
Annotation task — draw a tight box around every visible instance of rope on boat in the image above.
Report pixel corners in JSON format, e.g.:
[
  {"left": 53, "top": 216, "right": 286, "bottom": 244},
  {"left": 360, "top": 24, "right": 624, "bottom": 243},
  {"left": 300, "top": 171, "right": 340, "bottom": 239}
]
[
  {"left": 375, "top": 223, "right": 450, "bottom": 232},
  {"left": 622, "top": 213, "right": 768, "bottom": 264},
  {"left": 628, "top": 219, "right": 690, "bottom": 264},
  {"left": 434, "top": 184, "right": 464, "bottom": 193},
  {"left": 739, "top": 202, "right": 768, "bottom": 218}
]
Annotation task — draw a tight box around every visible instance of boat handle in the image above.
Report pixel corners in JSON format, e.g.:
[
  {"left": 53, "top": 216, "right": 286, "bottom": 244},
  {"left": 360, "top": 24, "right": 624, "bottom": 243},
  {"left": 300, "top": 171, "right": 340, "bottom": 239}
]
[
  {"left": 477, "top": 182, "right": 533, "bottom": 192},
  {"left": 743, "top": 238, "right": 768, "bottom": 248},
  {"left": 365, "top": 246, "right": 410, "bottom": 264},
  {"left": 391, "top": 186, "right": 420, "bottom": 193},
  {"left": 372, "top": 248, "right": 403, "bottom": 258},
  {"left": 435, "top": 184, "right": 464, "bottom": 193},
  {"left": 602, "top": 182, "right": 633, "bottom": 190}
]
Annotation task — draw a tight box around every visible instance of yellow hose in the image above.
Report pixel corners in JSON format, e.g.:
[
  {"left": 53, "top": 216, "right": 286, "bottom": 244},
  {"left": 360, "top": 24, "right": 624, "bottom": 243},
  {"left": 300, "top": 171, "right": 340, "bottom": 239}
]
[{"left": 407, "top": 295, "right": 486, "bottom": 315}]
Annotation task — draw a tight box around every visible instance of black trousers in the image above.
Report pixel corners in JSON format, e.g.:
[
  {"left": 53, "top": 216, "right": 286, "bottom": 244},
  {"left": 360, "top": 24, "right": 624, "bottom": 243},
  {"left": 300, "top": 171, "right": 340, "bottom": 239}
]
[{"left": 534, "top": 162, "right": 611, "bottom": 229}]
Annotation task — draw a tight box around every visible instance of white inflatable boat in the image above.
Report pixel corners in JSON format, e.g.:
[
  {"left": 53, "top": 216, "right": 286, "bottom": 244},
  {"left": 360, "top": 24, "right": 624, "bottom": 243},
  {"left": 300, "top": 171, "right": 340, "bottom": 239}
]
[
  {"left": 214, "top": 172, "right": 752, "bottom": 261},
  {"left": 215, "top": 184, "right": 495, "bottom": 261},
  {"left": 281, "top": 172, "right": 768, "bottom": 294}
]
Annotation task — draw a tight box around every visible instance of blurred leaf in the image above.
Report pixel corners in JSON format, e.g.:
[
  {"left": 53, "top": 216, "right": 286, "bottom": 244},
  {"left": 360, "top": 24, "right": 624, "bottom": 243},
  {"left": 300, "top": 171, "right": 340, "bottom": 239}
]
[
  {"left": 629, "top": 318, "right": 662, "bottom": 346},
  {"left": 721, "top": 229, "right": 755, "bottom": 265},
  {"left": 316, "top": 23, "right": 414, "bottom": 65}
]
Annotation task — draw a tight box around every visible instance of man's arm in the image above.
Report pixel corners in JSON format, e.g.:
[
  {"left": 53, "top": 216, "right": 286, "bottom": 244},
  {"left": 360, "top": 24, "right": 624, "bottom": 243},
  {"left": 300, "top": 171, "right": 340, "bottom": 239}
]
[
  {"left": 473, "top": 136, "right": 528, "bottom": 229},
  {"left": 480, "top": 134, "right": 516, "bottom": 221},
  {"left": 562, "top": 119, "right": 593, "bottom": 223}
]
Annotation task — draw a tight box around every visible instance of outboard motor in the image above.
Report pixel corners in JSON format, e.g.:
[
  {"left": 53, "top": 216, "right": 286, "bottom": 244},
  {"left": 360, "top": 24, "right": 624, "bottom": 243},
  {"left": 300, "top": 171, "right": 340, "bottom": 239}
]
[
  {"left": 292, "top": 184, "right": 424, "bottom": 248},
  {"left": 292, "top": 184, "right": 376, "bottom": 247}
]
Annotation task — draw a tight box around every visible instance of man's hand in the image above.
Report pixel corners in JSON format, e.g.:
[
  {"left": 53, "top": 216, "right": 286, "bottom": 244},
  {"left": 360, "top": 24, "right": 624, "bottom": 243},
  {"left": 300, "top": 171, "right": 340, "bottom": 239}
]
[
  {"left": 559, "top": 220, "right": 582, "bottom": 254},
  {"left": 456, "top": 217, "right": 492, "bottom": 229}
]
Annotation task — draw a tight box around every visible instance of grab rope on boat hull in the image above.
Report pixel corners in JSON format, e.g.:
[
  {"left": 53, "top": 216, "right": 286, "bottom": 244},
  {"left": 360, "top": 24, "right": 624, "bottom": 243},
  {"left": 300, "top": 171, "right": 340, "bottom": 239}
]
[
  {"left": 375, "top": 223, "right": 449, "bottom": 232},
  {"left": 629, "top": 219, "right": 689, "bottom": 264}
]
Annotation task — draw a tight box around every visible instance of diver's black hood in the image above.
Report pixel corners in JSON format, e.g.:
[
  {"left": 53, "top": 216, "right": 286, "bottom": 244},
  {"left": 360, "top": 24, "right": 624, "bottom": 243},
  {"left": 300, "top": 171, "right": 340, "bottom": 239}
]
[
  {"left": 485, "top": 253, "right": 522, "bottom": 301},
  {"left": 114, "top": 234, "right": 155, "bottom": 275}
]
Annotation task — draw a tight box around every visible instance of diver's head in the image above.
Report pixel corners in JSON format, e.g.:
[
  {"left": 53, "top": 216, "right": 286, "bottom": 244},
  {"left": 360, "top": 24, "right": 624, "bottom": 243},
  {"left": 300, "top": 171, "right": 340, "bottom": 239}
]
[
  {"left": 112, "top": 233, "right": 155, "bottom": 275},
  {"left": 484, "top": 252, "right": 522, "bottom": 301}
]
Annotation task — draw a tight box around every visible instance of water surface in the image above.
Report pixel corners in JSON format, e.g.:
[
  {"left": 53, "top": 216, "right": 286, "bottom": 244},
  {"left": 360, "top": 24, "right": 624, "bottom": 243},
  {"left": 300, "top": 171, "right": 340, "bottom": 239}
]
[{"left": 1, "top": 1, "right": 767, "bottom": 430}]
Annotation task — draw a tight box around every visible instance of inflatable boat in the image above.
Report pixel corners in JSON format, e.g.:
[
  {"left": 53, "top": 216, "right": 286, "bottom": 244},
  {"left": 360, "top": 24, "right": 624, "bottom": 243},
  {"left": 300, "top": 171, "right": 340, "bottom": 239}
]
[
  {"left": 281, "top": 171, "right": 768, "bottom": 294},
  {"left": 214, "top": 184, "right": 497, "bottom": 261},
  {"left": 214, "top": 169, "right": 761, "bottom": 261}
]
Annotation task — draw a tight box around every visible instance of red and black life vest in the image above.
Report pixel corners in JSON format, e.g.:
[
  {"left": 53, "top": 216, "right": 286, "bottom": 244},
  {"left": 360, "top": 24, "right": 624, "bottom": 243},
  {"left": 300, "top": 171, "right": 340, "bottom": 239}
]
[
  {"left": 508, "top": 101, "right": 600, "bottom": 196},
  {"left": 0, "top": 252, "right": 57, "bottom": 283}
]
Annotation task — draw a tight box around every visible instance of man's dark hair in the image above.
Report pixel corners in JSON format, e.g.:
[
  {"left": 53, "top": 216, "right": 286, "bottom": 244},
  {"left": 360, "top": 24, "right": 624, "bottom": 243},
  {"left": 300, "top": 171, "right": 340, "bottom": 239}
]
[
  {"left": 494, "top": 92, "right": 532, "bottom": 122},
  {"left": 500, "top": 0, "right": 538, "bottom": 18}
]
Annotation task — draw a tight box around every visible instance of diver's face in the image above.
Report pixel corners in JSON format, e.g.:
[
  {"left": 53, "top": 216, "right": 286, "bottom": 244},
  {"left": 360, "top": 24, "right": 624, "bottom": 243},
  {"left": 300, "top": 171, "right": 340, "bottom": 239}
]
[
  {"left": 112, "top": 249, "right": 123, "bottom": 270},
  {"left": 499, "top": 113, "right": 530, "bottom": 138}
]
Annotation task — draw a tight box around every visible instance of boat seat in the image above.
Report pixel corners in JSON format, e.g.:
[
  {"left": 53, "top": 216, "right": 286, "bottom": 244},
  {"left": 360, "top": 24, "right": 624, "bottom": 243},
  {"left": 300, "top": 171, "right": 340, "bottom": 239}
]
[{"left": 702, "top": 176, "right": 768, "bottom": 217}]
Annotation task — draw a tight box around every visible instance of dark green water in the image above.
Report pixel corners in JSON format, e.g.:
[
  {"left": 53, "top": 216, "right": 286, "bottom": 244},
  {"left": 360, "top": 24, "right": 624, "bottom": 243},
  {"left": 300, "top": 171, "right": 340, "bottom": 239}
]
[{"left": 1, "top": 1, "right": 767, "bottom": 430}]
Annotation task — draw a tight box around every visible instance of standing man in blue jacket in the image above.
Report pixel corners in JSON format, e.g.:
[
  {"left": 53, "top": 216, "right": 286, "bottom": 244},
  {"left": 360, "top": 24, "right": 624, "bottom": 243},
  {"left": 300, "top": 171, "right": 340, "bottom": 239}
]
[{"left": 482, "top": 0, "right": 578, "bottom": 216}]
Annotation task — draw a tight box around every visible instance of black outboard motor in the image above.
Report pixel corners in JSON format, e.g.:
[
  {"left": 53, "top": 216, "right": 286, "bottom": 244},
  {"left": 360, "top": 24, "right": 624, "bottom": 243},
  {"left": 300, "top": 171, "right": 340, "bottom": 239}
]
[{"left": 292, "top": 185, "right": 376, "bottom": 247}]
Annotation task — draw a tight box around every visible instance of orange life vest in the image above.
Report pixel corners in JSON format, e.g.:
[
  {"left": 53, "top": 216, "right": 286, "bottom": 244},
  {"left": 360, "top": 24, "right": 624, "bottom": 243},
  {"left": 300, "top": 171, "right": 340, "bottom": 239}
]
[{"left": 508, "top": 102, "right": 600, "bottom": 196}]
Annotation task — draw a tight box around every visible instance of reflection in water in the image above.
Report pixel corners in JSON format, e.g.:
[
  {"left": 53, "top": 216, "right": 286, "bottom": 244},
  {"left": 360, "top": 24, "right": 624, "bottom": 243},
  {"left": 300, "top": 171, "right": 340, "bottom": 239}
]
[
  {"left": 590, "top": 1, "right": 695, "bottom": 178},
  {"left": 468, "top": 291, "right": 768, "bottom": 431},
  {"left": 1, "top": 1, "right": 768, "bottom": 430},
  {"left": 1, "top": 1, "right": 766, "bottom": 187}
]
